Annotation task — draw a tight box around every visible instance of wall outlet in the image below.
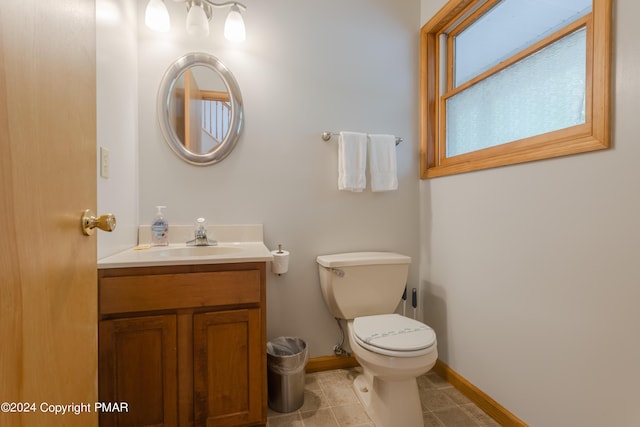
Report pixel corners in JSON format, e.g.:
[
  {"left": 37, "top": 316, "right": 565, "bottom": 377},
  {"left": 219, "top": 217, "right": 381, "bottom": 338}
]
[{"left": 100, "top": 146, "right": 110, "bottom": 179}]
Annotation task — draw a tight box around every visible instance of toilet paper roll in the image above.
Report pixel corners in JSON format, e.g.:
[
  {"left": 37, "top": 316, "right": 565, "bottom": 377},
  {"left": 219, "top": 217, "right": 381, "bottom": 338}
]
[{"left": 271, "top": 250, "right": 290, "bottom": 275}]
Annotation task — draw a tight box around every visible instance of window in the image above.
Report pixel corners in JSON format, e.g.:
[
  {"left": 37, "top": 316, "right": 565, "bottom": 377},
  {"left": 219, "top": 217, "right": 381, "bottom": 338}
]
[{"left": 420, "top": 0, "right": 611, "bottom": 178}]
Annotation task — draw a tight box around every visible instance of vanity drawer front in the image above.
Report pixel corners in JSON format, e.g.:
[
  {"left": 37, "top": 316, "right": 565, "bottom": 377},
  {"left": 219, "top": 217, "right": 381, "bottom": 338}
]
[{"left": 100, "top": 270, "right": 261, "bottom": 315}]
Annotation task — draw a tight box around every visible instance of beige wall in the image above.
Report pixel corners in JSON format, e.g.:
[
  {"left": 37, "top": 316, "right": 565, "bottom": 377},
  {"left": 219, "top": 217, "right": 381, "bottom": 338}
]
[
  {"left": 134, "top": 0, "right": 422, "bottom": 357},
  {"left": 97, "top": 0, "right": 139, "bottom": 258},
  {"left": 420, "top": 0, "right": 640, "bottom": 425}
]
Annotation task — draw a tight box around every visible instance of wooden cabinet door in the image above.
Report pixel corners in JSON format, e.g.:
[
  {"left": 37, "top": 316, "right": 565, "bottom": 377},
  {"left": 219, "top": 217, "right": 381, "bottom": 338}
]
[
  {"left": 193, "top": 309, "right": 263, "bottom": 426},
  {"left": 99, "top": 315, "right": 178, "bottom": 427}
]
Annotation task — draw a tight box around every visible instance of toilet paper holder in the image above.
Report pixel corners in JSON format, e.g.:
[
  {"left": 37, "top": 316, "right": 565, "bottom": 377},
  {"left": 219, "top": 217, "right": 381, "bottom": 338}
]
[{"left": 271, "top": 244, "right": 290, "bottom": 276}]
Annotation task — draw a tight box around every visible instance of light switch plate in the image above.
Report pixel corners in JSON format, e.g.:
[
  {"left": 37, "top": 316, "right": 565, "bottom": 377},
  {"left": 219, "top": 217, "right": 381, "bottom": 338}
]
[{"left": 100, "top": 146, "right": 109, "bottom": 179}]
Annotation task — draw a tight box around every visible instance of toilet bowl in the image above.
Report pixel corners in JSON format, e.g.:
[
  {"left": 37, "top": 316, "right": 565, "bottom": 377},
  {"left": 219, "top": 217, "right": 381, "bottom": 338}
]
[
  {"left": 347, "top": 314, "right": 437, "bottom": 427},
  {"left": 316, "top": 252, "right": 439, "bottom": 427}
]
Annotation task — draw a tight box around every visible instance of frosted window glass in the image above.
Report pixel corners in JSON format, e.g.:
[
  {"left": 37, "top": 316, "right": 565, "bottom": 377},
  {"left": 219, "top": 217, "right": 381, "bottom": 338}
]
[
  {"left": 446, "top": 28, "right": 586, "bottom": 158},
  {"left": 454, "top": 0, "right": 591, "bottom": 86}
]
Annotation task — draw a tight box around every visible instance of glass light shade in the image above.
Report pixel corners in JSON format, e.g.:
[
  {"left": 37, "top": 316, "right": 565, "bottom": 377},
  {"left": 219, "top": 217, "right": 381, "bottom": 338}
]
[
  {"left": 144, "top": 0, "right": 170, "bottom": 33},
  {"left": 224, "top": 5, "right": 245, "bottom": 42},
  {"left": 186, "top": 4, "right": 210, "bottom": 36}
]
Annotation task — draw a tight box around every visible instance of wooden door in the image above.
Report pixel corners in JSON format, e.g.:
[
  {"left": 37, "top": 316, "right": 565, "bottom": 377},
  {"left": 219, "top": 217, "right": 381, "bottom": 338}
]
[
  {"left": 193, "top": 309, "right": 263, "bottom": 427},
  {"left": 99, "top": 315, "right": 178, "bottom": 427},
  {"left": 0, "top": 1, "right": 98, "bottom": 426}
]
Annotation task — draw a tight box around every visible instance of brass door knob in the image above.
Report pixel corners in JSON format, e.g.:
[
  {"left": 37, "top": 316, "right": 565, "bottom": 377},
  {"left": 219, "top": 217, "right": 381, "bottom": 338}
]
[{"left": 81, "top": 209, "right": 116, "bottom": 236}]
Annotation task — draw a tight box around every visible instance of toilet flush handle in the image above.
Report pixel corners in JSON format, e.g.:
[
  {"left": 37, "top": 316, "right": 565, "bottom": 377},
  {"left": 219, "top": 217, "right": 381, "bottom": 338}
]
[{"left": 331, "top": 268, "right": 345, "bottom": 278}]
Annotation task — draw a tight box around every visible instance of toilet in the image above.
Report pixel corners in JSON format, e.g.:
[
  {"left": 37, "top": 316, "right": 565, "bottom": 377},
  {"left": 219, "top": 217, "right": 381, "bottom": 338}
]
[{"left": 317, "top": 252, "right": 437, "bottom": 427}]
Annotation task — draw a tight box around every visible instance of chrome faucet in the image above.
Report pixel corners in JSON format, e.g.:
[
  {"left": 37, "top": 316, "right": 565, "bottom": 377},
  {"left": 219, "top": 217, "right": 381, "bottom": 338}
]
[{"left": 186, "top": 217, "right": 217, "bottom": 246}]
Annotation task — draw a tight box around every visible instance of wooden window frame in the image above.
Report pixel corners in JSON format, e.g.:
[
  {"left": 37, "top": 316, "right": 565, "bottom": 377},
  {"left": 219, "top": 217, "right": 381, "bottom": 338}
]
[{"left": 419, "top": 0, "right": 612, "bottom": 179}]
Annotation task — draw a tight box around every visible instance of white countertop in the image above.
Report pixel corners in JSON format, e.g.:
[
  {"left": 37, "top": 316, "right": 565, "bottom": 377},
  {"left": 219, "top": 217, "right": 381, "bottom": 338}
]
[
  {"left": 98, "top": 242, "right": 273, "bottom": 269},
  {"left": 98, "top": 224, "right": 273, "bottom": 269}
]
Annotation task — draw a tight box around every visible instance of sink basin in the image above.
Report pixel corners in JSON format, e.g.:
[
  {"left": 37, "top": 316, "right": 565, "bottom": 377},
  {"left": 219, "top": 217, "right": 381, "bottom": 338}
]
[
  {"left": 97, "top": 225, "right": 274, "bottom": 268},
  {"left": 150, "top": 246, "right": 244, "bottom": 258}
]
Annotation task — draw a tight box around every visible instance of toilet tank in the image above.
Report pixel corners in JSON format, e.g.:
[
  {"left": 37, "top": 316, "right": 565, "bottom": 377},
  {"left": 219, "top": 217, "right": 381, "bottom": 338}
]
[{"left": 316, "top": 252, "right": 411, "bottom": 320}]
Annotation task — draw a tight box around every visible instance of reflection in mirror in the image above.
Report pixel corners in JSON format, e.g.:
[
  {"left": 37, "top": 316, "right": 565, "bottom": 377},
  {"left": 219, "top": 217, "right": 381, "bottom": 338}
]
[
  {"left": 158, "top": 53, "right": 243, "bottom": 165},
  {"left": 170, "top": 66, "right": 231, "bottom": 155}
]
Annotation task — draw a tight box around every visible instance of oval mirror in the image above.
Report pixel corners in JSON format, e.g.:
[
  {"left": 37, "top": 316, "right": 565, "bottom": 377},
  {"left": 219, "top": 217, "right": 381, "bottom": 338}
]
[{"left": 157, "top": 52, "right": 243, "bottom": 165}]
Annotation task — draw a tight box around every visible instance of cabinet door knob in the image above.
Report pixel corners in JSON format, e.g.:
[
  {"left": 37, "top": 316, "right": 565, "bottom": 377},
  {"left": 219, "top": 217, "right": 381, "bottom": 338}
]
[{"left": 81, "top": 209, "right": 116, "bottom": 236}]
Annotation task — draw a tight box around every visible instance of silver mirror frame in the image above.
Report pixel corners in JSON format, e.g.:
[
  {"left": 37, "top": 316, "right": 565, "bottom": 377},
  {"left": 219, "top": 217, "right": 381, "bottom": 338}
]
[{"left": 157, "top": 52, "right": 243, "bottom": 165}]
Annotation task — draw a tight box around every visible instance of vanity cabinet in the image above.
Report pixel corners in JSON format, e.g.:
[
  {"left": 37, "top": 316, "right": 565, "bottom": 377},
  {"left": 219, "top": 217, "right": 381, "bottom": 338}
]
[{"left": 98, "top": 262, "right": 267, "bottom": 427}]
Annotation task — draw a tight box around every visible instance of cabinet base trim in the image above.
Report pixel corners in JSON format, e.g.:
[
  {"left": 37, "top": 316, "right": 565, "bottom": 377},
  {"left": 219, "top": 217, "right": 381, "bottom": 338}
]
[{"left": 306, "top": 355, "right": 359, "bottom": 373}]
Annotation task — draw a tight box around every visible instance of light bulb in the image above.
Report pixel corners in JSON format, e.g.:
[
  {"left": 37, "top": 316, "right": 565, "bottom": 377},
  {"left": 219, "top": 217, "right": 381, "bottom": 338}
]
[
  {"left": 144, "top": 0, "right": 170, "bottom": 33},
  {"left": 186, "top": 4, "right": 210, "bottom": 36},
  {"left": 224, "top": 5, "right": 245, "bottom": 42}
]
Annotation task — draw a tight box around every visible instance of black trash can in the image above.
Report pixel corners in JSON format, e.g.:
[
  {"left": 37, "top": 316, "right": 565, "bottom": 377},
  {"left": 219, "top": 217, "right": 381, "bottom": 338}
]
[{"left": 266, "top": 336, "right": 309, "bottom": 413}]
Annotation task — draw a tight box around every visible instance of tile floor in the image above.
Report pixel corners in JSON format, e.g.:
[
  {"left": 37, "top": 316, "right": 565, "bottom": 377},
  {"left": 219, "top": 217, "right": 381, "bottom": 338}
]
[{"left": 267, "top": 368, "right": 501, "bottom": 427}]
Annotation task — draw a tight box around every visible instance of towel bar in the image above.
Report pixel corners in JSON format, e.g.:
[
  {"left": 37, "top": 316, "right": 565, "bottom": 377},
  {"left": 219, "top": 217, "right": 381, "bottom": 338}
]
[{"left": 321, "top": 131, "right": 403, "bottom": 145}]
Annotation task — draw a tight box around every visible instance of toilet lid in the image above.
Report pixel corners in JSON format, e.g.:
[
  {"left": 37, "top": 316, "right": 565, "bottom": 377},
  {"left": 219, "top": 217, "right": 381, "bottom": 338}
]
[{"left": 353, "top": 314, "right": 436, "bottom": 352}]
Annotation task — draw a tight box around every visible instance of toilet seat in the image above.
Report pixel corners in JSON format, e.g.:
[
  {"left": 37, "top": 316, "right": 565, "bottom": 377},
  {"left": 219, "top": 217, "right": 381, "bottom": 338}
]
[{"left": 352, "top": 314, "right": 436, "bottom": 357}]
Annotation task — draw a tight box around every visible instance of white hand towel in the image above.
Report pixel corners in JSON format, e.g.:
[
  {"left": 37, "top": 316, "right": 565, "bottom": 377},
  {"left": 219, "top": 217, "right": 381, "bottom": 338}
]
[
  {"left": 338, "top": 131, "right": 367, "bottom": 192},
  {"left": 368, "top": 134, "right": 398, "bottom": 192}
]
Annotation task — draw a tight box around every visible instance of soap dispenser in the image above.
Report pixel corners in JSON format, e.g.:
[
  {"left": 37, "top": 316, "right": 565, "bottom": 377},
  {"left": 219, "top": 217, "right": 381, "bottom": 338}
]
[{"left": 151, "top": 206, "right": 169, "bottom": 246}]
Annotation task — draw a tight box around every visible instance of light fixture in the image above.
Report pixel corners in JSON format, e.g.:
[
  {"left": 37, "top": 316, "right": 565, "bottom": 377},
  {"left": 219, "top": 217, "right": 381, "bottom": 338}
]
[
  {"left": 145, "top": 0, "right": 247, "bottom": 42},
  {"left": 144, "top": 0, "right": 171, "bottom": 33},
  {"left": 186, "top": 2, "right": 210, "bottom": 36},
  {"left": 224, "top": 4, "right": 246, "bottom": 42}
]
